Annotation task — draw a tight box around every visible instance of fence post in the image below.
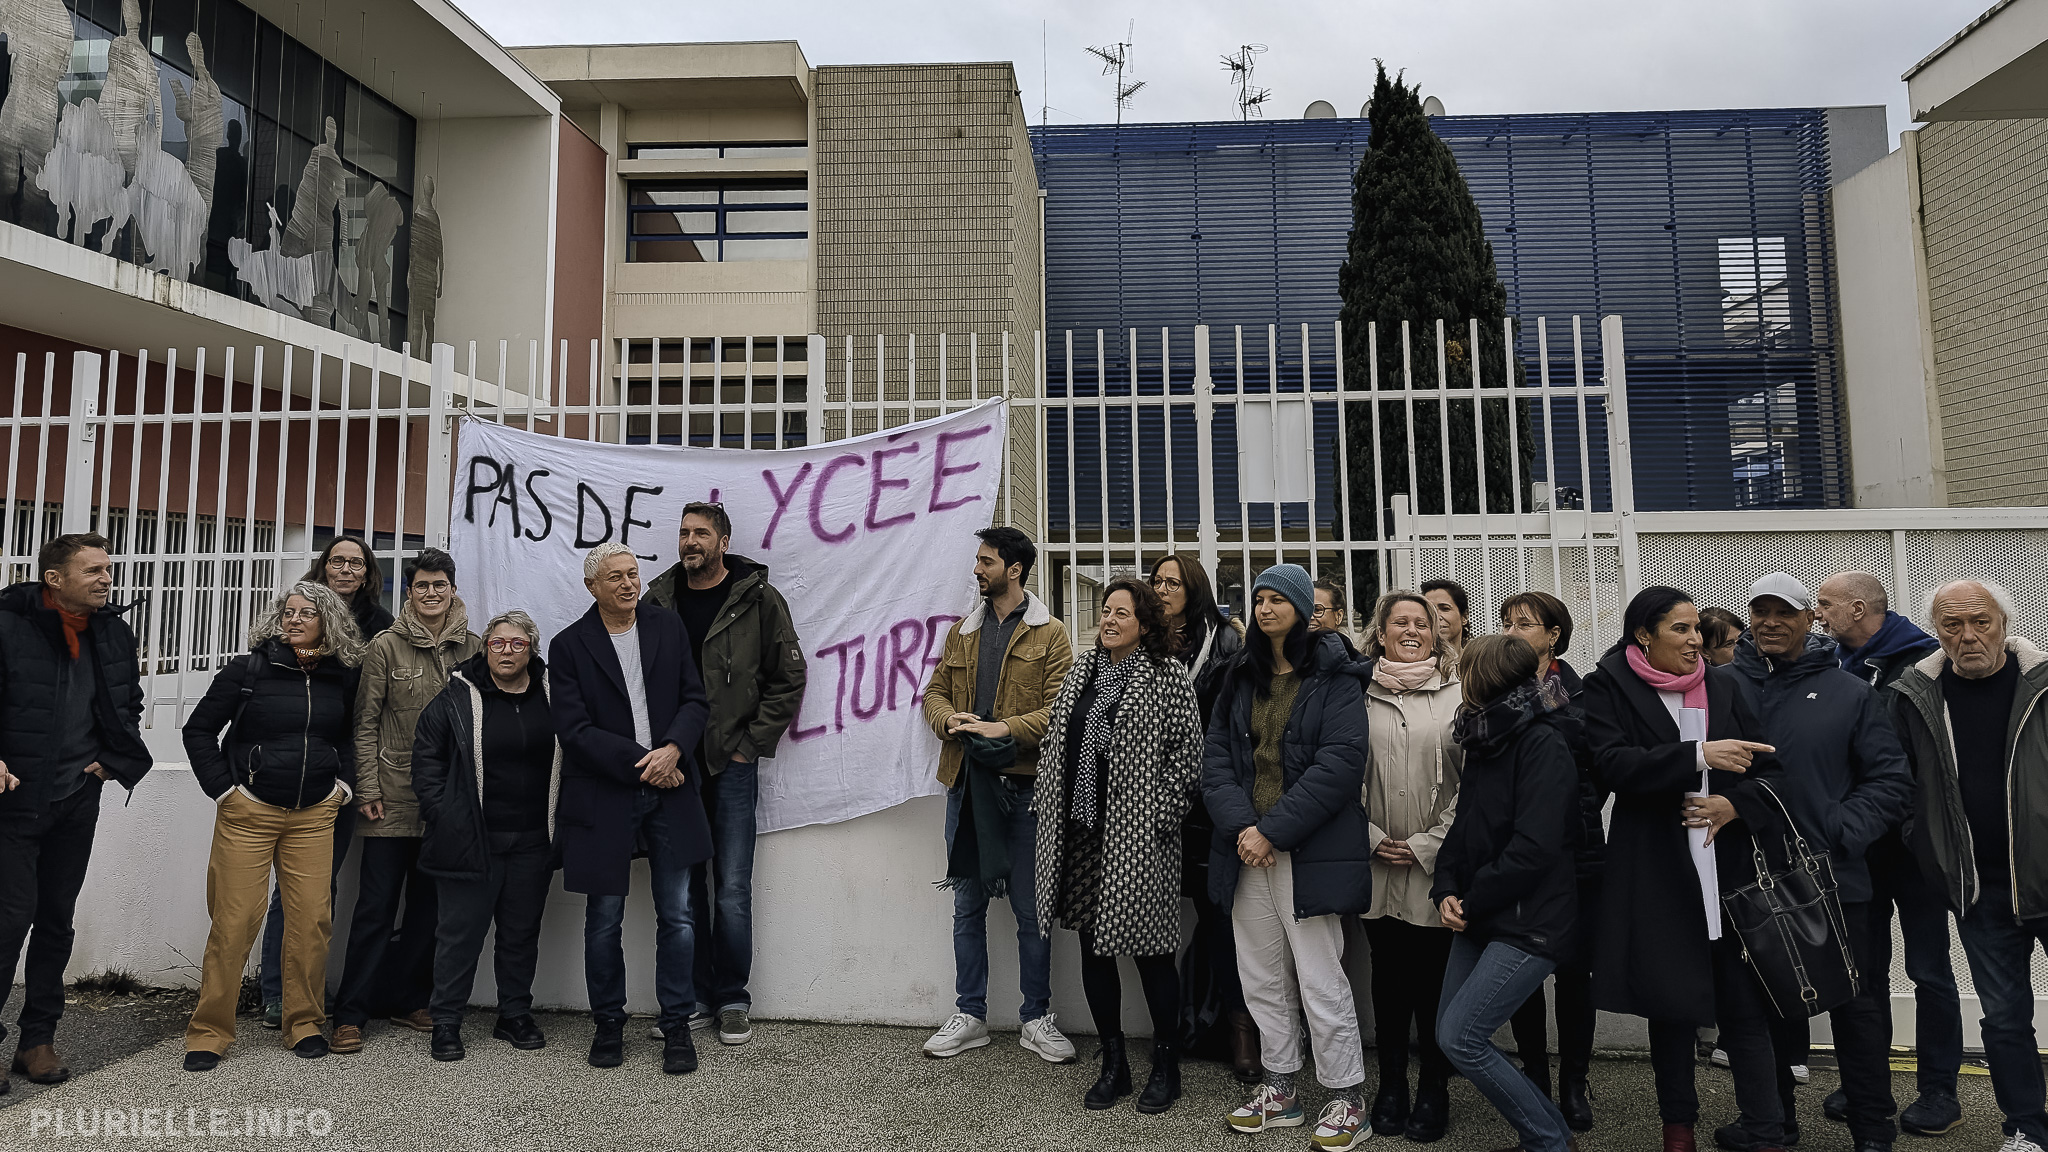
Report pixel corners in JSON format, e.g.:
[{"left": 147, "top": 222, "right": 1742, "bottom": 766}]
[
  {"left": 1192, "top": 325, "right": 1220, "bottom": 578},
  {"left": 427, "top": 343, "right": 455, "bottom": 548},
  {"left": 1600, "top": 315, "right": 1640, "bottom": 599},
  {"left": 806, "top": 335, "right": 827, "bottom": 443},
  {"left": 61, "top": 351, "right": 102, "bottom": 534}
]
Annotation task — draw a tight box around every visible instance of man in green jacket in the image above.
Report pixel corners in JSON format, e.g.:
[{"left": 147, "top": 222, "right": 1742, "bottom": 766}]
[
  {"left": 645, "top": 502, "right": 806, "bottom": 1048},
  {"left": 1888, "top": 580, "right": 2048, "bottom": 1152}
]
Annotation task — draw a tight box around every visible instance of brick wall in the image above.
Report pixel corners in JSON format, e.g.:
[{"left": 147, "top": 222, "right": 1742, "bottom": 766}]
[
  {"left": 812, "top": 62, "right": 1042, "bottom": 539},
  {"left": 1917, "top": 117, "right": 2048, "bottom": 505}
]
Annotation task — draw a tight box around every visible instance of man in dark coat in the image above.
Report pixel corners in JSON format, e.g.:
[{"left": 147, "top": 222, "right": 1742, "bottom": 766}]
[
  {"left": 1814, "top": 571, "right": 1963, "bottom": 1136},
  {"left": 0, "top": 533, "right": 152, "bottom": 1092},
  {"left": 1889, "top": 581, "right": 2048, "bottom": 1152},
  {"left": 1731, "top": 574, "right": 1912, "bottom": 1152},
  {"left": 549, "top": 543, "right": 711, "bottom": 1077}
]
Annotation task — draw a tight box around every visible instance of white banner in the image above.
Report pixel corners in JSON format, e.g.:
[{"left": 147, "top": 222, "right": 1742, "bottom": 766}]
[{"left": 447, "top": 400, "right": 1009, "bottom": 832}]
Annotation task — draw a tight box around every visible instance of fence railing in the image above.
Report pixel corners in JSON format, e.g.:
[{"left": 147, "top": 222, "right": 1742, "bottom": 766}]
[{"left": 19, "top": 315, "right": 2047, "bottom": 735}]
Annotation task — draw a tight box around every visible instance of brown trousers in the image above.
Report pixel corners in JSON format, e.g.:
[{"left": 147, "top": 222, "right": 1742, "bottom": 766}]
[{"left": 185, "top": 788, "right": 344, "bottom": 1053}]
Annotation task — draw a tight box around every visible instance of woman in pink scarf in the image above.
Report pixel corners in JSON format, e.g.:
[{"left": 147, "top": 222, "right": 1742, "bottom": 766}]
[
  {"left": 1578, "top": 586, "right": 1786, "bottom": 1152},
  {"left": 1358, "top": 590, "right": 1465, "bottom": 1141}
]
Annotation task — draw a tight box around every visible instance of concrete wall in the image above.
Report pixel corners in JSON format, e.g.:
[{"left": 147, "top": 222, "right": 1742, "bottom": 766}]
[
  {"left": 1833, "top": 148, "right": 1943, "bottom": 506},
  {"left": 1916, "top": 116, "right": 2048, "bottom": 504},
  {"left": 425, "top": 115, "right": 560, "bottom": 356}
]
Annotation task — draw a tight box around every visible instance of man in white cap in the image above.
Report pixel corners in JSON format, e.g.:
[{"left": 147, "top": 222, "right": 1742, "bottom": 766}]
[{"left": 1726, "top": 574, "right": 1912, "bottom": 1152}]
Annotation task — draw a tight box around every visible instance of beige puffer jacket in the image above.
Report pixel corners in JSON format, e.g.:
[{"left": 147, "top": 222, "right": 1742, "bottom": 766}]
[
  {"left": 352, "top": 596, "right": 481, "bottom": 837},
  {"left": 1361, "top": 661, "right": 1465, "bottom": 926}
]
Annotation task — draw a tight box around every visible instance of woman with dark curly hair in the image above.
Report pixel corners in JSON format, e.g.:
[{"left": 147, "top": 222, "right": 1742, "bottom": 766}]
[
  {"left": 301, "top": 536, "right": 393, "bottom": 642},
  {"left": 1034, "top": 578, "right": 1205, "bottom": 1114}
]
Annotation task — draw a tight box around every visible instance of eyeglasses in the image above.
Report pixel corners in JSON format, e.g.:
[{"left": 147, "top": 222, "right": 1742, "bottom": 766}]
[
  {"left": 325, "top": 557, "right": 366, "bottom": 572},
  {"left": 1149, "top": 576, "right": 1184, "bottom": 592},
  {"left": 411, "top": 580, "right": 452, "bottom": 594},
  {"left": 486, "top": 637, "right": 530, "bottom": 653},
  {"left": 281, "top": 608, "right": 321, "bottom": 622},
  {"left": 1312, "top": 606, "right": 1340, "bottom": 618}
]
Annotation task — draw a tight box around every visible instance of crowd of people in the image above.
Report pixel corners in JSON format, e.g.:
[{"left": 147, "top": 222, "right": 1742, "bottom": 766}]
[{"left": 0, "top": 525, "right": 2044, "bottom": 1152}]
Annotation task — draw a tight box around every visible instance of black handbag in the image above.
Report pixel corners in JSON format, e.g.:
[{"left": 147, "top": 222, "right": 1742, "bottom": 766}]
[{"left": 1718, "top": 781, "right": 1861, "bottom": 1019}]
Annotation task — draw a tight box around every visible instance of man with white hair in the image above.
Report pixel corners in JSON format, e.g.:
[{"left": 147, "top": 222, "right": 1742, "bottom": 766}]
[
  {"left": 1813, "top": 572, "right": 1959, "bottom": 1136},
  {"left": 548, "top": 542, "right": 711, "bottom": 1076},
  {"left": 1889, "top": 580, "right": 2048, "bottom": 1152}
]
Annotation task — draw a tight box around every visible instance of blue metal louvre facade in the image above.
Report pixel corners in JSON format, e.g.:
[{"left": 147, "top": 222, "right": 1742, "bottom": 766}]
[{"left": 1030, "top": 110, "right": 1844, "bottom": 514}]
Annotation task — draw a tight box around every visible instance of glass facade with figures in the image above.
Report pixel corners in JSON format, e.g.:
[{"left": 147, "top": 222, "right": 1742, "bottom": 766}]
[{"left": 1, "top": 0, "right": 418, "bottom": 349}]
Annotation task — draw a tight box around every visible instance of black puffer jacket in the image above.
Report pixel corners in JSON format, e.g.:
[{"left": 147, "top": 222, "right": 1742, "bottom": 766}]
[
  {"left": 411, "top": 652, "right": 562, "bottom": 881},
  {"left": 183, "top": 640, "right": 359, "bottom": 808},
  {"left": 0, "top": 581, "right": 152, "bottom": 820},
  {"left": 1432, "top": 685, "right": 1581, "bottom": 961},
  {"left": 1202, "top": 630, "right": 1373, "bottom": 918}
]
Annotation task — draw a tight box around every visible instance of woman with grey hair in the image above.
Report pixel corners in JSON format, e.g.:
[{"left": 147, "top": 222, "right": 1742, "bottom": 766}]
[
  {"left": 410, "top": 609, "right": 562, "bottom": 1061},
  {"left": 180, "top": 582, "right": 365, "bottom": 1069}
]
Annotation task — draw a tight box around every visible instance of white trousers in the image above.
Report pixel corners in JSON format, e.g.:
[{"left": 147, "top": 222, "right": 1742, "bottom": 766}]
[{"left": 1231, "top": 850, "right": 1365, "bottom": 1088}]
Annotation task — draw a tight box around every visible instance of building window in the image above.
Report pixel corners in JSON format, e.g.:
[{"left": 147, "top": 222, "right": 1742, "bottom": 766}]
[
  {"left": 628, "top": 142, "right": 807, "bottom": 160},
  {"left": 627, "top": 179, "right": 808, "bottom": 262},
  {"left": 1718, "top": 237, "right": 1792, "bottom": 348}
]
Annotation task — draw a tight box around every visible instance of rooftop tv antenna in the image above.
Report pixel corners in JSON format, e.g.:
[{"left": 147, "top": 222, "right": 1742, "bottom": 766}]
[
  {"left": 1222, "top": 44, "right": 1270, "bottom": 119},
  {"left": 1086, "top": 23, "right": 1145, "bottom": 123}
]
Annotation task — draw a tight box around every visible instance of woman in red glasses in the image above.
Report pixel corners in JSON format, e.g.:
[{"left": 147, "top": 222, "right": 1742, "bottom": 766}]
[{"left": 409, "top": 609, "right": 563, "bottom": 1062}]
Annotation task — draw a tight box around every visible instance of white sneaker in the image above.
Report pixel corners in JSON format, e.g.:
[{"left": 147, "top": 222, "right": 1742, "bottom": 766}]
[
  {"left": 1998, "top": 1134, "right": 2047, "bottom": 1152},
  {"left": 1018, "top": 1013, "right": 1077, "bottom": 1064},
  {"left": 923, "top": 1012, "right": 990, "bottom": 1058},
  {"left": 1710, "top": 1047, "right": 1730, "bottom": 1067},
  {"left": 1791, "top": 1064, "right": 1810, "bottom": 1084}
]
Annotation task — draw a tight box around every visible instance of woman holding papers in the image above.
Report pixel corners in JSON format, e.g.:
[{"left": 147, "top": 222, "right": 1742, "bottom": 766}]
[{"left": 1578, "top": 586, "right": 1787, "bottom": 1152}]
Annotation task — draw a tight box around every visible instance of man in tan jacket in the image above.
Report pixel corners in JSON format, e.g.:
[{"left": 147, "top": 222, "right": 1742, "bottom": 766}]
[
  {"left": 331, "top": 549, "right": 480, "bottom": 1054},
  {"left": 919, "top": 527, "right": 1075, "bottom": 1064}
]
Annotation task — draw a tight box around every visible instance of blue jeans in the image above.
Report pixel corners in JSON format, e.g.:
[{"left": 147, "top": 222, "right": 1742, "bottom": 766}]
[
  {"left": 1956, "top": 882, "right": 2048, "bottom": 1145},
  {"left": 259, "top": 804, "right": 355, "bottom": 1005},
  {"left": 1439, "top": 935, "right": 1572, "bottom": 1152},
  {"left": 583, "top": 786, "right": 697, "bottom": 1034},
  {"left": 943, "top": 776, "right": 1050, "bottom": 1023},
  {"left": 690, "top": 760, "right": 758, "bottom": 1016},
  {"left": 1868, "top": 831, "right": 1964, "bottom": 1097}
]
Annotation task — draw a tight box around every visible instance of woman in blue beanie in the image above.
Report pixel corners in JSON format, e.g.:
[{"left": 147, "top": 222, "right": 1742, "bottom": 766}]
[{"left": 1203, "top": 564, "right": 1375, "bottom": 1150}]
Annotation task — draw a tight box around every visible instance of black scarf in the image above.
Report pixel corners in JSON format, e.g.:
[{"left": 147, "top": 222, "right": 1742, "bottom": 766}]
[
  {"left": 1071, "top": 649, "right": 1143, "bottom": 828},
  {"left": 938, "top": 731, "right": 1017, "bottom": 900}
]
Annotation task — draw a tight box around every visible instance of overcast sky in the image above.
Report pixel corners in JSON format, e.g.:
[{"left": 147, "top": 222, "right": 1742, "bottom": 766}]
[{"left": 463, "top": 0, "right": 1983, "bottom": 142}]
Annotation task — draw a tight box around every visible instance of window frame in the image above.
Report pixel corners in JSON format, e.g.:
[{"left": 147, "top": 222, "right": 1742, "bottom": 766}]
[{"left": 626, "top": 178, "right": 810, "bottom": 264}]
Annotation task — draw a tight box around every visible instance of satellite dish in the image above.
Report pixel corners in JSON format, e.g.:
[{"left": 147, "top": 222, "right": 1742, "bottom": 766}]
[
  {"left": 1304, "top": 99, "right": 1338, "bottom": 119},
  {"left": 1360, "top": 101, "right": 1372, "bottom": 119},
  {"left": 1422, "top": 95, "right": 1445, "bottom": 117}
]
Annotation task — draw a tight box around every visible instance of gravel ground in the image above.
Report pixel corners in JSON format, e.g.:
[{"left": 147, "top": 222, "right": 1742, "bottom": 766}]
[{"left": 0, "top": 984, "right": 2014, "bottom": 1150}]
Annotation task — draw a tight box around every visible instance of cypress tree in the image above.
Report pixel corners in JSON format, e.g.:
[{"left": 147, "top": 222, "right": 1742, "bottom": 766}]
[{"left": 1338, "top": 63, "right": 1524, "bottom": 589}]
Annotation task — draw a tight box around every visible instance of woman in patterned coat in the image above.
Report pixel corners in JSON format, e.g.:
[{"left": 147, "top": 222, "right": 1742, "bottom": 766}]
[{"left": 1034, "top": 577, "right": 1204, "bottom": 1115}]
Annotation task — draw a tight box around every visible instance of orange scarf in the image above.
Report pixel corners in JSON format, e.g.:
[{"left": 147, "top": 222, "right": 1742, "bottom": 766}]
[{"left": 42, "top": 587, "right": 88, "bottom": 659}]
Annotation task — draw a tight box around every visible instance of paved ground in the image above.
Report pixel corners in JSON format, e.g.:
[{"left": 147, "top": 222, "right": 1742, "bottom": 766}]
[{"left": 0, "top": 985, "right": 2011, "bottom": 1151}]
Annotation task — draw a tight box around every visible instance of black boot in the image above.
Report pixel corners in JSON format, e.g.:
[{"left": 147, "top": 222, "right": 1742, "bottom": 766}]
[
  {"left": 588, "top": 1019, "right": 624, "bottom": 1068},
  {"left": 1559, "top": 1068, "right": 1594, "bottom": 1132},
  {"left": 1371, "top": 1077, "right": 1410, "bottom": 1136},
  {"left": 1084, "top": 1034, "right": 1132, "bottom": 1110},
  {"left": 662, "top": 1029, "right": 698, "bottom": 1075},
  {"left": 1136, "top": 1041, "right": 1181, "bottom": 1114},
  {"left": 430, "top": 1021, "right": 465, "bottom": 1062},
  {"left": 1405, "top": 1074, "right": 1449, "bottom": 1143}
]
